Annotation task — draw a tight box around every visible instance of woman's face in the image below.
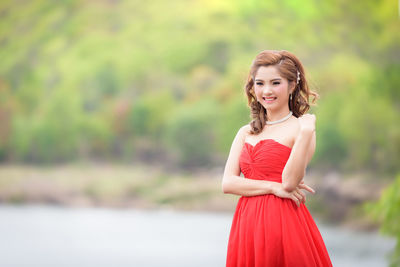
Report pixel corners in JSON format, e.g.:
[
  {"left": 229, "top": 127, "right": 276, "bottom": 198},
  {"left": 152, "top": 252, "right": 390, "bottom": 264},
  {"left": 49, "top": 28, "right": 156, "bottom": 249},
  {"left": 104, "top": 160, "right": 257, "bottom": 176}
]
[{"left": 253, "top": 65, "right": 293, "bottom": 110}]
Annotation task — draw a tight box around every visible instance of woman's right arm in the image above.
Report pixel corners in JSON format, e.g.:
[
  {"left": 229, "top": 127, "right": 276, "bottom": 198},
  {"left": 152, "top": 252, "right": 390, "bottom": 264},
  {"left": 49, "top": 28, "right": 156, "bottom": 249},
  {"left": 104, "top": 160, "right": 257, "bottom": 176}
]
[{"left": 221, "top": 125, "right": 280, "bottom": 197}]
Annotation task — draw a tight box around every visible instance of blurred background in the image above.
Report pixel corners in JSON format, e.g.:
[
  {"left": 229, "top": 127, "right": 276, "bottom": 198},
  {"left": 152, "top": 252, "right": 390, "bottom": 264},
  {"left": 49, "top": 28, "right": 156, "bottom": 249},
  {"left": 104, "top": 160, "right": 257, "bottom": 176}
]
[{"left": 0, "top": 0, "right": 399, "bottom": 266}]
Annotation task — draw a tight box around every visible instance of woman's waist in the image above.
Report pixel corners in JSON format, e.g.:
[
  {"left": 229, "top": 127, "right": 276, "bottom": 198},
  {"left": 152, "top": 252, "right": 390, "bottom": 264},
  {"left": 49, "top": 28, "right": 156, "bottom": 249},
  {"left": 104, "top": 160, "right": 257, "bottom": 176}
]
[
  {"left": 244, "top": 176, "right": 282, "bottom": 183},
  {"left": 238, "top": 194, "right": 307, "bottom": 208}
]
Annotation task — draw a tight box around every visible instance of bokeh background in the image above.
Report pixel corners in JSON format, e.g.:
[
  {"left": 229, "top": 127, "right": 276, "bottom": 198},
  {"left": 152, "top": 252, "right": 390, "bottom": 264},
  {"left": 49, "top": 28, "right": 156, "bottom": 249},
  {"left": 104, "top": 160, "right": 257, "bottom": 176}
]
[{"left": 0, "top": 0, "right": 399, "bottom": 266}]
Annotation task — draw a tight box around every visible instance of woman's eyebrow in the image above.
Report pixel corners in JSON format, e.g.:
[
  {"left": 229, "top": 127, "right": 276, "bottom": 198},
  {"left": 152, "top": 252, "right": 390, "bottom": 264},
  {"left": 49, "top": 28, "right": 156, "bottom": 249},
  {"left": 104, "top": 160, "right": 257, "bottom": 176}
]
[{"left": 255, "top": 78, "right": 282, "bottom": 82}]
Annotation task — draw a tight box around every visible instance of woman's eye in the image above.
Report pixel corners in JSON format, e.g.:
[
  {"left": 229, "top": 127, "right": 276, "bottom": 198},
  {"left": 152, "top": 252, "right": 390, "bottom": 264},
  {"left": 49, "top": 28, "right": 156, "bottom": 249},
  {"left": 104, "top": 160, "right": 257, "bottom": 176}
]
[
  {"left": 256, "top": 82, "right": 263, "bottom": 85},
  {"left": 273, "top": 82, "right": 280, "bottom": 85}
]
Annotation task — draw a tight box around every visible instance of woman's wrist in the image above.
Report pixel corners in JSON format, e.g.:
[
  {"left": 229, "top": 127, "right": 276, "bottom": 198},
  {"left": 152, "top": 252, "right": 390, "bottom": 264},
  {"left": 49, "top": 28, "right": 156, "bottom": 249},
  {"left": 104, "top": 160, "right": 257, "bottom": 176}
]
[
  {"left": 299, "top": 127, "right": 315, "bottom": 136},
  {"left": 295, "top": 129, "right": 314, "bottom": 146},
  {"left": 264, "top": 181, "right": 279, "bottom": 195}
]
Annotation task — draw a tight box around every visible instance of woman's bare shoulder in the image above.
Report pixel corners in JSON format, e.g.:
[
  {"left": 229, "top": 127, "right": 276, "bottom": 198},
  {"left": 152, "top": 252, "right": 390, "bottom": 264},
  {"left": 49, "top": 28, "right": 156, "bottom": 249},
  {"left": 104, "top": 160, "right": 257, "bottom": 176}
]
[
  {"left": 241, "top": 123, "right": 252, "bottom": 132},
  {"left": 229, "top": 124, "right": 252, "bottom": 145},
  {"left": 239, "top": 124, "right": 252, "bottom": 138}
]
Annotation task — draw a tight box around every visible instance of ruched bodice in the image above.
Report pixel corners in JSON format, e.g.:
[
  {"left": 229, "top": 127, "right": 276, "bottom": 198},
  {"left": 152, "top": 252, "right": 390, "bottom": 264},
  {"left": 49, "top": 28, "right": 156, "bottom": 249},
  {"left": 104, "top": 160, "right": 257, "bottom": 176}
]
[{"left": 239, "top": 139, "right": 292, "bottom": 182}]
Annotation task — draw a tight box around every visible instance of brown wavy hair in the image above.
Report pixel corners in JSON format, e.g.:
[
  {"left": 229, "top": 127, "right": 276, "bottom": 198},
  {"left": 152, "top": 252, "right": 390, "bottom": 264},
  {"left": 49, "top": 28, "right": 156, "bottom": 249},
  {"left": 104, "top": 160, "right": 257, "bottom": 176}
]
[{"left": 245, "top": 50, "right": 319, "bottom": 134}]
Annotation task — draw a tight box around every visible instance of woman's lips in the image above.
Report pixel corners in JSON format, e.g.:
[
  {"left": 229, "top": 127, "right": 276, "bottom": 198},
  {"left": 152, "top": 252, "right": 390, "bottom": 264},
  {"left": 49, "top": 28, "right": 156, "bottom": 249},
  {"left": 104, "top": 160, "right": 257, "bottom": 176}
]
[{"left": 263, "top": 97, "right": 277, "bottom": 103}]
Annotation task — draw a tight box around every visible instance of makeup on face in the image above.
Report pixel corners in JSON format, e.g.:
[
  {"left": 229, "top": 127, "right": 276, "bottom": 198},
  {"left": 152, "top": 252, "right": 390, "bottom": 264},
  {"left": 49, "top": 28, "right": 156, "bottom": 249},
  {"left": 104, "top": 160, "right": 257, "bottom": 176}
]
[{"left": 254, "top": 66, "right": 289, "bottom": 106}]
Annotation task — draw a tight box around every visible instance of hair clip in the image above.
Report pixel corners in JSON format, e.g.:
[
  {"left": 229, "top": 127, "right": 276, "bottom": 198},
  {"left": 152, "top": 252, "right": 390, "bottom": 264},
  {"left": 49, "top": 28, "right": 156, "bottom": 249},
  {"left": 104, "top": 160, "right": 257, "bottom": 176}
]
[{"left": 296, "top": 70, "right": 301, "bottom": 84}]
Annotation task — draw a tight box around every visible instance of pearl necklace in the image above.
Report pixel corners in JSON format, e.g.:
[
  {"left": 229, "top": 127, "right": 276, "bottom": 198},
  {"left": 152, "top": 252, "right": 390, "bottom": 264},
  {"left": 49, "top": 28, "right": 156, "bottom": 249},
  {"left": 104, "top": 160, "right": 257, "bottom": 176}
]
[{"left": 266, "top": 111, "right": 293, "bottom": 125}]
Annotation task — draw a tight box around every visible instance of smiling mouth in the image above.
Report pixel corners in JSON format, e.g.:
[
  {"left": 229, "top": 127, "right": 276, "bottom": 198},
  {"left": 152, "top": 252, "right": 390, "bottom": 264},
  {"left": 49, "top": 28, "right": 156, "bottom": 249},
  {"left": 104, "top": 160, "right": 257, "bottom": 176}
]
[{"left": 263, "top": 97, "right": 277, "bottom": 102}]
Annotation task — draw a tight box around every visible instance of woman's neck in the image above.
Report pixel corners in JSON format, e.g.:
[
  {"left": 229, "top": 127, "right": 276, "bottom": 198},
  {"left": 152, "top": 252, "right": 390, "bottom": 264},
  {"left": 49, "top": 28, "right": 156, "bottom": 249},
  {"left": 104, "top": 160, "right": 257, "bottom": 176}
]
[{"left": 266, "top": 109, "right": 292, "bottom": 122}]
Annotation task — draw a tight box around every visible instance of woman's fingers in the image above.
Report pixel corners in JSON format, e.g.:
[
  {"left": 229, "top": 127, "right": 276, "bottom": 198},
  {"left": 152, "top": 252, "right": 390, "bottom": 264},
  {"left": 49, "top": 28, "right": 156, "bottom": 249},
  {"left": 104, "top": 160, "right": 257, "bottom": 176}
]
[
  {"left": 298, "top": 183, "right": 315, "bottom": 194},
  {"left": 296, "top": 188, "right": 306, "bottom": 203},
  {"left": 293, "top": 190, "right": 304, "bottom": 205},
  {"left": 291, "top": 191, "right": 302, "bottom": 207},
  {"left": 291, "top": 195, "right": 300, "bottom": 207},
  {"left": 280, "top": 181, "right": 313, "bottom": 206}
]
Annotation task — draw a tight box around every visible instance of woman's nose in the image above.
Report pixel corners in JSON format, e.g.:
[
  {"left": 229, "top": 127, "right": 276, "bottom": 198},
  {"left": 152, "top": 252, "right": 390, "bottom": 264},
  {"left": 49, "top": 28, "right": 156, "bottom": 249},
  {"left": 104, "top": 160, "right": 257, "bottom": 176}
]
[{"left": 263, "top": 85, "right": 273, "bottom": 94}]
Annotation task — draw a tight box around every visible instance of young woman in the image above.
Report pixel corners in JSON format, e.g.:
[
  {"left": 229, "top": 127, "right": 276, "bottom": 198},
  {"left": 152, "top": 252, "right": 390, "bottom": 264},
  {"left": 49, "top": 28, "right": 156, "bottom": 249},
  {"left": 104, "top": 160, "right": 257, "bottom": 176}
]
[{"left": 222, "top": 50, "right": 333, "bottom": 266}]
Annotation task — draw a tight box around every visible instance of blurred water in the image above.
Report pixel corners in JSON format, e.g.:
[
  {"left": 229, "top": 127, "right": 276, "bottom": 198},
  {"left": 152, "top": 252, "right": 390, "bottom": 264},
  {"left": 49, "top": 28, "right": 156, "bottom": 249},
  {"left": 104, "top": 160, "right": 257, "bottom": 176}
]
[{"left": 0, "top": 204, "right": 395, "bottom": 267}]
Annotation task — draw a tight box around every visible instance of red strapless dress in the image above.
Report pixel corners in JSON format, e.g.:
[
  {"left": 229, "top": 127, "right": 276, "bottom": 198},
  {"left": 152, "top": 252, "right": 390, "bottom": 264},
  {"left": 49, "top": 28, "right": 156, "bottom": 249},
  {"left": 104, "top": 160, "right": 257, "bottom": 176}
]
[{"left": 226, "top": 139, "right": 333, "bottom": 267}]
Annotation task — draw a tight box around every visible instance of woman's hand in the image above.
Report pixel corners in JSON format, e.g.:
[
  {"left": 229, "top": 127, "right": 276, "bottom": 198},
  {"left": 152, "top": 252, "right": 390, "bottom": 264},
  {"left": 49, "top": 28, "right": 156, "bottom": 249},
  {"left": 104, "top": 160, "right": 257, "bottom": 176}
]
[
  {"left": 272, "top": 180, "right": 315, "bottom": 207},
  {"left": 298, "top": 113, "right": 316, "bottom": 133}
]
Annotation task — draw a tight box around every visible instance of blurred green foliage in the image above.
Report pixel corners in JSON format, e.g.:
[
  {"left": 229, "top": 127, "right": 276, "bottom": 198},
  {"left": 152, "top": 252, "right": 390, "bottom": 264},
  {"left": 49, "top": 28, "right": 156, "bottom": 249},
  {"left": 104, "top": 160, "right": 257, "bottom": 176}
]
[
  {"left": 364, "top": 173, "right": 400, "bottom": 267},
  {"left": 0, "top": 0, "right": 398, "bottom": 173}
]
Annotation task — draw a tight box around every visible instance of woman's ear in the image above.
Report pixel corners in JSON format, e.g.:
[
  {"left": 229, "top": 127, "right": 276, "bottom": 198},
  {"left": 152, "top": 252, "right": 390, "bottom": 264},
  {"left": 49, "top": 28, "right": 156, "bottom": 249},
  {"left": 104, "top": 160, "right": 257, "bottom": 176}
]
[{"left": 289, "top": 82, "right": 296, "bottom": 93}]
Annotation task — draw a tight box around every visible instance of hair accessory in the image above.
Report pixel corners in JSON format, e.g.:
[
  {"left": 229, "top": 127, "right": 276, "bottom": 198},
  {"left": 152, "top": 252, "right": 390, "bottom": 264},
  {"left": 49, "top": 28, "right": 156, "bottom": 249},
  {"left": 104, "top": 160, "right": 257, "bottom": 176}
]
[{"left": 296, "top": 70, "right": 301, "bottom": 84}]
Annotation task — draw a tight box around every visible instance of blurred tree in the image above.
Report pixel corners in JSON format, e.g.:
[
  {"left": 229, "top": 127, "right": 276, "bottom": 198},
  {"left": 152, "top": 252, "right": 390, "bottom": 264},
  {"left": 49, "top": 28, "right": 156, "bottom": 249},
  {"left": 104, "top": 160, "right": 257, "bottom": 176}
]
[
  {"left": 164, "top": 98, "right": 219, "bottom": 169},
  {"left": 364, "top": 173, "right": 400, "bottom": 267},
  {"left": 0, "top": 0, "right": 398, "bottom": 173}
]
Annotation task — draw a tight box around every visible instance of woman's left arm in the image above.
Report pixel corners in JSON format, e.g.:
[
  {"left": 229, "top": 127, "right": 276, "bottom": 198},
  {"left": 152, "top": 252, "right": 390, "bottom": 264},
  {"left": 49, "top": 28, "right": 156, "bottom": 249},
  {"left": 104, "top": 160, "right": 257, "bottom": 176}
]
[{"left": 281, "top": 114, "right": 316, "bottom": 192}]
